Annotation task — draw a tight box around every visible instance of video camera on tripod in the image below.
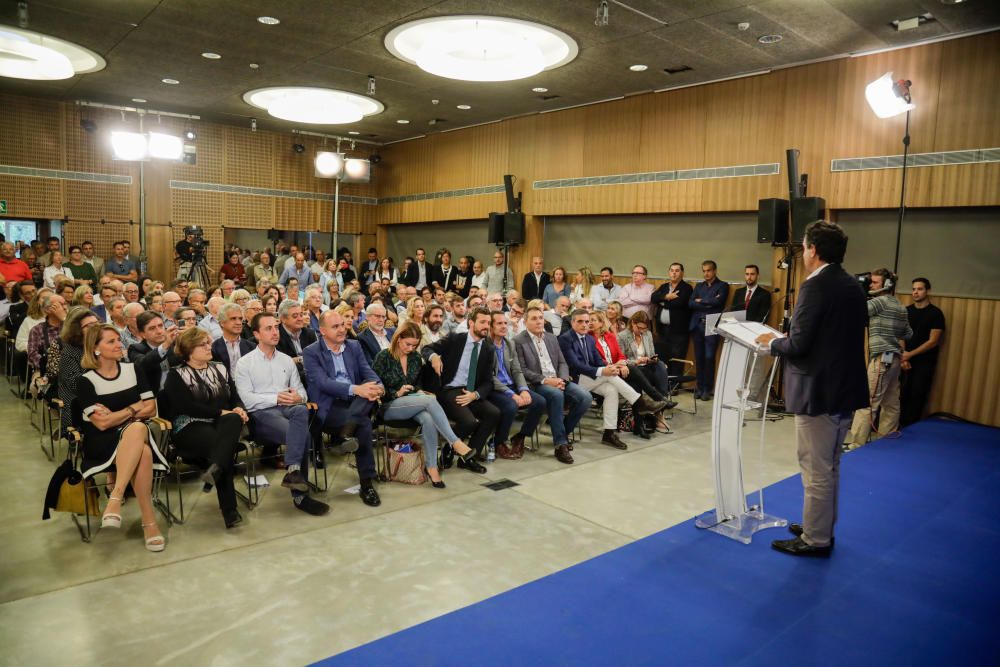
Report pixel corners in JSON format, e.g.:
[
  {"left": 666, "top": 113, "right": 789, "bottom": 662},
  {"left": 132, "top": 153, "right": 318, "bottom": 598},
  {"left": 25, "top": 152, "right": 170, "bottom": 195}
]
[{"left": 183, "top": 225, "right": 209, "bottom": 260}]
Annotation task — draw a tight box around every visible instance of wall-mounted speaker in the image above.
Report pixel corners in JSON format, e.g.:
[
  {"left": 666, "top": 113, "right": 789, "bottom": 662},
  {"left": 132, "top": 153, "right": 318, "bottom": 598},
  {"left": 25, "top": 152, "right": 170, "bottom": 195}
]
[
  {"left": 488, "top": 212, "right": 505, "bottom": 244},
  {"left": 757, "top": 198, "right": 789, "bottom": 244},
  {"left": 267, "top": 228, "right": 282, "bottom": 242},
  {"left": 503, "top": 212, "right": 525, "bottom": 245},
  {"left": 792, "top": 196, "right": 826, "bottom": 243}
]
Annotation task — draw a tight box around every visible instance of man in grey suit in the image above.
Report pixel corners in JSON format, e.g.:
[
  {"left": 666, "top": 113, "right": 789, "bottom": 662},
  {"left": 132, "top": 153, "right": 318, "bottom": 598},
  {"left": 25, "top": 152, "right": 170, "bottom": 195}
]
[
  {"left": 487, "top": 310, "right": 546, "bottom": 459},
  {"left": 514, "top": 305, "right": 592, "bottom": 464},
  {"left": 757, "top": 221, "right": 869, "bottom": 557}
]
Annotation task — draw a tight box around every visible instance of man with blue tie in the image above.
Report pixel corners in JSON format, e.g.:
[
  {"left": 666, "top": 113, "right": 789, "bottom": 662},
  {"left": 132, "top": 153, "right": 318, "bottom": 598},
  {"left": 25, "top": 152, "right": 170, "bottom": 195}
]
[
  {"left": 303, "top": 310, "right": 385, "bottom": 507},
  {"left": 422, "top": 307, "right": 499, "bottom": 473},
  {"left": 559, "top": 309, "right": 667, "bottom": 449},
  {"left": 688, "top": 260, "right": 729, "bottom": 400}
]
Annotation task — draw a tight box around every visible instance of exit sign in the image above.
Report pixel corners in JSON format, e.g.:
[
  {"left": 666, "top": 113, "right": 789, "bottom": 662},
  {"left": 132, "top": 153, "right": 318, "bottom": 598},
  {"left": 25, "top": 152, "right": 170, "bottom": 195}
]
[{"left": 0, "top": 200, "right": 6, "bottom": 215}]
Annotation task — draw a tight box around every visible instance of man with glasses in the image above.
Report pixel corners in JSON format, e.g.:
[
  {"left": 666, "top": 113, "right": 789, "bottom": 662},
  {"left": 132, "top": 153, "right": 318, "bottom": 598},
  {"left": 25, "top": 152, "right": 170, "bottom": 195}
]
[
  {"left": 619, "top": 265, "right": 654, "bottom": 319},
  {"left": 171, "top": 279, "right": 190, "bottom": 304},
  {"left": 358, "top": 302, "right": 394, "bottom": 365},
  {"left": 120, "top": 302, "right": 145, "bottom": 351},
  {"left": 187, "top": 289, "right": 207, "bottom": 319},
  {"left": 174, "top": 307, "right": 197, "bottom": 330},
  {"left": 161, "top": 291, "right": 182, "bottom": 327},
  {"left": 242, "top": 301, "right": 263, "bottom": 341},
  {"left": 66, "top": 245, "right": 98, "bottom": 287},
  {"left": 590, "top": 266, "right": 622, "bottom": 312},
  {"left": 122, "top": 282, "right": 141, "bottom": 304},
  {"left": 276, "top": 299, "right": 317, "bottom": 387}
]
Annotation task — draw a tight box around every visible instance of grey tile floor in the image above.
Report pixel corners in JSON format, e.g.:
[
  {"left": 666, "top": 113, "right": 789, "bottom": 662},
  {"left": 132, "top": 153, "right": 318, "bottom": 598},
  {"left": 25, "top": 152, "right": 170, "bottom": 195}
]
[{"left": 0, "top": 382, "right": 802, "bottom": 666}]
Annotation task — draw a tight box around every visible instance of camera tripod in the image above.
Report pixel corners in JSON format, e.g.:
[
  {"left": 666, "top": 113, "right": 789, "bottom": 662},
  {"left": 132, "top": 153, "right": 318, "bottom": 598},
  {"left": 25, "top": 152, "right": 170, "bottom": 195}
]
[{"left": 183, "top": 253, "right": 211, "bottom": 289}]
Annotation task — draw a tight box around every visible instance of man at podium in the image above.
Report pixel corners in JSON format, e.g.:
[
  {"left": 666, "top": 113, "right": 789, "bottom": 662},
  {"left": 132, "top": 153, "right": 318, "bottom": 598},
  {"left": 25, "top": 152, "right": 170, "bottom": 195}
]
[{"left": 756, "top": 221, "right": 869, "bottom": 557}]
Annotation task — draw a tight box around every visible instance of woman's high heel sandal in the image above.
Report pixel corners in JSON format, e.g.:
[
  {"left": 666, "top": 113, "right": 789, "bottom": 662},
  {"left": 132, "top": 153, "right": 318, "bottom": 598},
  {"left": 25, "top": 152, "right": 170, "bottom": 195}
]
[
  {"left": 101, "top": 495, "right": 123, "bottom": 529},
  {"left": 142, "top": 522, "right": 166, "bottom": 552},
  {"left": 424, "top": 468, "right": 446, "bottom": 489}
]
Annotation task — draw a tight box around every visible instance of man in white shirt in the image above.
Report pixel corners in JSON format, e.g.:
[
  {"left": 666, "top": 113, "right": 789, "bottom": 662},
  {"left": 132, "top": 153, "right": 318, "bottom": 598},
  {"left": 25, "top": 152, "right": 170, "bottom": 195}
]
[
  {"left": 235, "top": 312, "right": 327, "bottom": 516},
  {"left": 483, "top": 250, "right": 515, "bottom": 295},
  {"left": 420, "top": 304, "right": 446, "bottom": 349},
  {"left": 443, "top": 294, "right": 467, "bottom": 335},
  {"left": 589, "top": 266, "right": 623, "bottom": 311}
]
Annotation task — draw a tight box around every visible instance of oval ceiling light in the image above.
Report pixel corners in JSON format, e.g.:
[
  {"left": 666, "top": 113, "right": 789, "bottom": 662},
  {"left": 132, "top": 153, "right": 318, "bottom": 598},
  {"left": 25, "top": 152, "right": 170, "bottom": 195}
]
[
  {"left": 532, "top": 87, "right": 548, "bottom": 93},
  {"left": 456, "top": 104, "right": 471, "bottom": 110},
  {"left": 257, "top": 16, "right": 280, "bottom": 25},
  {"left": 243, "top": 87, "right": 384, "bottom": 125},
  {"left": 629, "top": 64, "right": 648, "bottom": 72},
  {"left": 0, "top": 25, "right": 105, "bottom": 80},
  {"left": 385, "top": 15, "right": 577, "bottom": 82},
  {"left": 201, "top": 52, "right": 221, "bottom": 59}
]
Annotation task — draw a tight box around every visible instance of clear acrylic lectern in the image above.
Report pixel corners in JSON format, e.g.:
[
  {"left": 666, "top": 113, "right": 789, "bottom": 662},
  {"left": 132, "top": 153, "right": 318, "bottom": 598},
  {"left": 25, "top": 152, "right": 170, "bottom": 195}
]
[{"left": 694, "top": 317, "right": 788, "bottom": 544}]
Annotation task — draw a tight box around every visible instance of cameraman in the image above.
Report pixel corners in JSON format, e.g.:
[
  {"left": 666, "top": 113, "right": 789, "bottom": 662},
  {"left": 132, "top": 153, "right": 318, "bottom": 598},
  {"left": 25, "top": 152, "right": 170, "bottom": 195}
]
[
  {"left": 176, "top": 230, "right": 196, "bottom": 280},
  {"left": 845, "top": 268, "right": 913, "bottom": 449}
]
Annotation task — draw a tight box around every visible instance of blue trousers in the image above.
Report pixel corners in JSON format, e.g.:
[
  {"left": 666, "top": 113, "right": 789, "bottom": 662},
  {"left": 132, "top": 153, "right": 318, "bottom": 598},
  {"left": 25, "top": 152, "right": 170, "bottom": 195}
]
[
  {"left": 691, "top": 328, "right": 720, "bottom": 393},
  {"left": 382, "top": 393, "right": 458, "bottom": 470},
  {"left": 532, "top": 381, "right": 592, "bottom": 446},
  {"left": 250, "top": 404, "right": 311, "bottom": 496},
  {"left": 315, "top": 395, "right": 376, "bottom": 482},
  {"left": 488, "top": 386, "right": 546, "bottom": 445}
]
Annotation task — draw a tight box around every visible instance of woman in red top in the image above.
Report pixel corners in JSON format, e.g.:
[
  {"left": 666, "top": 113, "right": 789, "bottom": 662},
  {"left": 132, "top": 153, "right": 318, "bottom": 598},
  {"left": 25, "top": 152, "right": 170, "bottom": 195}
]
[
  {"left": 588, "top": 311, "right": 670, "bottom": 437},
  {"left": 218, "top": 252, "right": 246, "bottom": 287}
]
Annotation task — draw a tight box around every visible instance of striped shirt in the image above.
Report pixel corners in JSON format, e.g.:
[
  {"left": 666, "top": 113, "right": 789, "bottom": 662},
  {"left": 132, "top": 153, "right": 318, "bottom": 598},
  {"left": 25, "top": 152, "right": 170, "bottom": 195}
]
[{"left": 866, "top": 295, "right": 913, "bottom": 357}]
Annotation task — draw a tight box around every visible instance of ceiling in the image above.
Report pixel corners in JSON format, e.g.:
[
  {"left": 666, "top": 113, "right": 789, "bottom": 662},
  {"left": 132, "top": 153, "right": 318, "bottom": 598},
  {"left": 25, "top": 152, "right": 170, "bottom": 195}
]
[{"left": 1, "top": 0, "right": 998, "bottom": 144}]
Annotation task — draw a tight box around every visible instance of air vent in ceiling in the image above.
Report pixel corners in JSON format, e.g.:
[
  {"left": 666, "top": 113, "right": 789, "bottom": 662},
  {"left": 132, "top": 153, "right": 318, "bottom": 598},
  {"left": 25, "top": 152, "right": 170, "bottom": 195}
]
[
  {"left": 663, "top": 65, "right": 692, "bottom": 75},
  {"left": 538, "top": 94, "right": 561, "bottom": 101}
]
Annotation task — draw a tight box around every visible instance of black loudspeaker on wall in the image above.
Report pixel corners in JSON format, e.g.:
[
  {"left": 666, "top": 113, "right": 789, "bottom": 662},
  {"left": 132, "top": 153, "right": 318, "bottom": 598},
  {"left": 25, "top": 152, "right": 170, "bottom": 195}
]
[
  {"left": 792, "top": 196, "right": 826, "bottom": 243},
  {"left": 757, "top": 198, "right": 789, "bottom": 244},
  {"left": 488, "top": 213, "right": 505, "bottom": 244},
  {"left": 503, "top": 212, "right": 525, "bottom": 245},
  {"left": 267, "top": 228, "right": 282, "bottom": 242}
]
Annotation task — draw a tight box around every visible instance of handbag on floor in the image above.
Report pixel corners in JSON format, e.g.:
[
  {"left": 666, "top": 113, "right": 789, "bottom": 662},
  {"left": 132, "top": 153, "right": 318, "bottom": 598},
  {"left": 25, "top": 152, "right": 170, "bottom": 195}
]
[
  {"left": 385, "top": 441, "right": 426, "bottom": 485},
  {"left": 617, "top": 404, "right": 635, "bottom": 432},
  {"left": 43, "top": 459, "right": 100, "bottom": 518}
]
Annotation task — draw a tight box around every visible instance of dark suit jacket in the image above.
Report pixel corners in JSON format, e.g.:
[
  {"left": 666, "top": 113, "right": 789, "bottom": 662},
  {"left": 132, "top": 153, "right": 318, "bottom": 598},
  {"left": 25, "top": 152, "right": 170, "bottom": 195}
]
[
  {"left": 403, "top": 261, "right": 434, "bottom": 288},
  {"left": 770, "top": 264, "right": 870, "bottom": 416},
  {"left": 277, "top": 325, "right": 317, "bottom": 385},
  {"left": 90, "top": 304, "right": 107, "bottom": 323},
  {"left": 127, "top": 340, "right": 153, "bottom": 364},
  {"left": 135, "top": 346, "right": 181, "bottom": 416},
  {"left": 688, "top": 279, "right": 729, "bottom": 333},
  {"left": 651, "top": 280, "right": 693, "bottom": 338},
  {"left": 730, "top": 285, "right": 772, "bottom": 323},
  {"left": 357, "top": 326, "right": 396, "bottom": 366},
  {"left": 302, "top": 338, "right": 380, "bottom": 421},
  {"left": 211, "top": 336, "right": 255, "bottom": 372},
  {"left": 521, "top": 272, "right": 551, "bottom": 302},
  {"left": 514, "top": 330, "right": 570, "bottom": 385},
  {"left": 421, "top": 332, "right": 496, "bottom": 398},
  {"left": 434, "top": 264, "right": 460, "bottom": 292},
  {"left": 558, "top": 329, "right": 604, "bottom": 382}
]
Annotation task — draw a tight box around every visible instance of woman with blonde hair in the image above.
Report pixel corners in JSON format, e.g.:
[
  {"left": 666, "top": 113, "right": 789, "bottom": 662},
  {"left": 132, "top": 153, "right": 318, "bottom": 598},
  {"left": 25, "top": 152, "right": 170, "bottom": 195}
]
[
  {"left": 571, "top": 266, "right": 597, "bottom": 304},
  {"left": 72, "top": 284, "right": 94, "bottom": 309},
  {"left": 606, "top": 300, "right": 627, "bottom": 334},
  {"left": 15, "top": 287, "right": 52, "bottom": 353},
  {"left": 371, "top": 322, "right": 476, "bottom": 488},
  {"left": 399, "top": 295, "right": 426, "bottom": 327},
  {"left": 78, "top": 324, "right": 168, "bottom": 551},
  {"left": 229, "top": 288, "right": 251, "bottom": 306}
]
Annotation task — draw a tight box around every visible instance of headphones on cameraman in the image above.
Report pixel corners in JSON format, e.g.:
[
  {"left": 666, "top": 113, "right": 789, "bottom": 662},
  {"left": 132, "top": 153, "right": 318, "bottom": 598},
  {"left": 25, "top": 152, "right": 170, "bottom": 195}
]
[{"left": 869, "top": 269, "right": 895, "bottom": 295}]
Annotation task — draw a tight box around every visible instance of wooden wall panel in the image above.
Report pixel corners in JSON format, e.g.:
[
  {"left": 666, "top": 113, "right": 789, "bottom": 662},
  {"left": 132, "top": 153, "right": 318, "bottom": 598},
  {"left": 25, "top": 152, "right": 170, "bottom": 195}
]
[
  {"left": 0, "top": 175, "right": 63, "bottom": 219},
  {"left": 172, "top": 123, "right": 225, "bottom": 184},
  {"left": 0, "top": 94, "right": 63, "bottom": 170}
]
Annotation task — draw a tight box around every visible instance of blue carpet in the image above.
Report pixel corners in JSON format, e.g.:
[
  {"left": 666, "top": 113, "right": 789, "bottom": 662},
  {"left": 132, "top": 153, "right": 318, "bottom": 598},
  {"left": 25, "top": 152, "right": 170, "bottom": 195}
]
[{"left": 314, "top": 419, "right": 1000, "bottom": 667}]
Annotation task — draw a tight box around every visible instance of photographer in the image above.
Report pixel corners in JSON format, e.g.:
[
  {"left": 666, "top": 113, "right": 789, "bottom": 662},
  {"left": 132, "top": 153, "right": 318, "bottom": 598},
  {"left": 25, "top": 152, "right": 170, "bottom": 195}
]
[{"left": 845, "top": 268, "right": 913, "bottom": 449}]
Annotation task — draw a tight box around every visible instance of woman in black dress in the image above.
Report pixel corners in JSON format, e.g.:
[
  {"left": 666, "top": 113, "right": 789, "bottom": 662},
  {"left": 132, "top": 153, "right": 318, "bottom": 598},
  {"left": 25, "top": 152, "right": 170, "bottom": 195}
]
[
  {"left": 163, "top": 327, "right": 248, "bottom": 528},
  {"left": 78, "top": 324, "right": 168, "bottom": 552}
]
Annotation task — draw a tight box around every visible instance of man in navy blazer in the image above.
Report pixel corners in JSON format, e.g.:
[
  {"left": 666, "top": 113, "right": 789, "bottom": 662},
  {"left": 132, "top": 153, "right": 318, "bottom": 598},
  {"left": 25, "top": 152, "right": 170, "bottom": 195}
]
[
  {"left": 559, "top": 309, "right": 665, "bottom": 449},
  {"left": 688, "top": 260, "right": 729, "bottom": 400},
  {"left": 757, "top": 221, "right": 869, "bottom": 557},
  {"left": 211, "top": 302, "right": 256, "bottom": 377},
  {"left": 303, "top": 310, "right": 385, "bottom": 507},
  {"left": 357, "top": 303, "right": 395, "bottom": 365}
]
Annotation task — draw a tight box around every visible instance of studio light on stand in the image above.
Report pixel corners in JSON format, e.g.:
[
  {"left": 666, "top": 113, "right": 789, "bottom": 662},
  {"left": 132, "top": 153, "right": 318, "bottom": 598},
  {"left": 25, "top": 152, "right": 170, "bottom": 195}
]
[{"left": 865, "top": 72, "right": 914, "bottom": 275}]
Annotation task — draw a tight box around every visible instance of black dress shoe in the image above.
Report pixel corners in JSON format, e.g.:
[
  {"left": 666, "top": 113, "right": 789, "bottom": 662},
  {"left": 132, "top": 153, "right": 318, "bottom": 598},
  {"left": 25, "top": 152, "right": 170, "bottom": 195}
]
[
  {"left": 601, "top": 429, "right": 628, "bottom": 450},
  {"left": 771, "top": 536, "right": 832, "bottom": 557},
  {"left": 281, "top": 470, "right": 310, "bottom": 492},
  {"left": 295, "top": 496, "right": 330, "bottom": 516},
  {"left": 425, "top": 468, "right": 446, "bottom": 489},
  {"left": 440, "top": 444, "right": 455, "bottom": 469},
  {"left": 554, "top": 444, "right": 574, "bottom": 464},
  {"left": 457, "top": 456, "right": 487, "bottom": 474},
  {"left": 360, "top": 483, "right": 381, "bottom": 507},
  {"left": 788, "top": 524, "right": 835, "bottom": 546},
  {"left": 632, "top": 419, "right": 651, "bottom": 440},
  {"left": 223, "top": 510, "right": 243, "bottom": 529}
]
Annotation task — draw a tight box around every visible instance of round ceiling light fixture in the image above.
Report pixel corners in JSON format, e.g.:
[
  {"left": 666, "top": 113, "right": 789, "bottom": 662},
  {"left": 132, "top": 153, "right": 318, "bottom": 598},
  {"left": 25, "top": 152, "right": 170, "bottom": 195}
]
[
  {"left": 629, "top": 64, "right": 648, "bottom": 72},
  {"left": 0, "top": 25, "right": 106, "bottom": 80},
  {"left": 456, "top": 104, "right": 471, "bottom": 110},
  {"left": 161, "top": 78, "right": 180, "bottom": 84},
  {"left": 532, "top": 87, "right": 548, "bottom": 93},
  {"left": 243, "top": 87, "right": 384, "bottom": 125},
  {"left": 758, "top": 34, "right": 783, "bottom": 44},
  {"left": 396, "top": 119, "right": 410, "bottom": 124},
  {"left": 257, "top": 16, "right": 280, "bottom": 25},
  {"left": 385, "top": 15, "right": 577, "bottom": 82},
  {"left": 201, "top": 52, "right": 221, "bottom": 60},
  {"left": 131, "top": 98, "right": 147, "bottom": 103}
]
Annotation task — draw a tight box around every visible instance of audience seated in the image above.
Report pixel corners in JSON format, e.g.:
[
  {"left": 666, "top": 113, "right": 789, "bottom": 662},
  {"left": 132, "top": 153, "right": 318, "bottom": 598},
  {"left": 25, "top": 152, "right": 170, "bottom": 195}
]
[
  {"left": 420, "top": 307, "right": 498, "bottom": 473},
  {"left": 421, "top": 304, "right": 446, "bottom": 348},
  {"left": 486, "top": 310, "right": 546, "bottom": 460},
  {"left": 559, "top": 308, "right": 667, "bottom": 449},
  {"left": 211, "top": 303, "right": 254, "bottom": 376},
  {"left": 302, "top": 310, "right": 383, "bottom": 507},
  {"left": 15, "top": 287, "right": 50, "bottom": 353},
  {"left": 78, "top": 324, "right": 167, "bottom": 551},
  {"left": 27, "top": 292, "right": 67, "bottom": 374},
  {"left": 358, "top": 302, "right": 394, "bottom": 365},
  {"left": 372, "top": 322, "right": 478, "bottom": 487},
  {"left": 276, "top": 299, "right": 317, "bottom": 386},
  {"left": 52, "top": 307, "right": 100, "bottom": 429},
  {"left": 164, "top": 327, "right": 248, "bottom": 528}
]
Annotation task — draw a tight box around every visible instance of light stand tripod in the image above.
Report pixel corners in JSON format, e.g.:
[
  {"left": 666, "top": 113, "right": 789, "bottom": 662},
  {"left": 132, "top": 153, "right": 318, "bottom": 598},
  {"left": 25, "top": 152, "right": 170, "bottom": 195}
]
[{"left": 184, "top": 251, "right": 210, "bottom": 289}]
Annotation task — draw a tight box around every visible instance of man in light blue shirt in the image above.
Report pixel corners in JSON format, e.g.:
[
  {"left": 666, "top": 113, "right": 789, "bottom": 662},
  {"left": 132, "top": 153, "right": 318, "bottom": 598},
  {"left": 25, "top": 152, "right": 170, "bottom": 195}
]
[
  {"left": 278, "top": 253, "right": 313, "bottom": 288},
  {"left": 197, "top": 296, "right": 226, "bottom": 341},
  {"left": 589, "top": 266, "right": 623, "bottom": 311},
  {"left": 235, "top": 312, "right": 327, "bottom": 516}
]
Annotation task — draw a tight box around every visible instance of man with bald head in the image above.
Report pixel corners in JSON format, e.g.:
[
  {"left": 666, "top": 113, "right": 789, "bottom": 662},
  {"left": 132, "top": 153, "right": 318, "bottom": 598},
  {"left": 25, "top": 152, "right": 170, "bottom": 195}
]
[
  {"left": 304, "top": 309, "right": 385, "bottom": 507},
  {"left": 198, "top": 296, "right": 227, "bottom": 341},
  {"left": 521, "top": 256, "right": 550, "bottom": 302},
  {"left": 161, "top": 291, "right": 182, "bottom": 327},
  {"left": 279, "top": 252, "right": 313, "bottom": 288},
  {"left": 120, "top": 302, "right": 145, "bottom": 350}
]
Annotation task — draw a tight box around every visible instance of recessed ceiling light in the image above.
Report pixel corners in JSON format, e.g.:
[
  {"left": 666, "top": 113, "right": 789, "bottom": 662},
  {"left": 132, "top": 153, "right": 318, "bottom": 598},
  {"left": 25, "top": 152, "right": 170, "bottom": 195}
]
[
  {"left": 456, "top": 104, "right": 471, "bottom": 110},
  {"left": 385, "top": 15, "right": 578, "bottom": 82},
  {"left": 131, "top": 98, "right": 146, "bottom": 103},
  {"left": 532, "top": 87, "right": 548, "bottom": 93},
  {"left": 629, "top": 64, "right": 648, "bottom": 72},
  {"left": 201, "top": 52, "right": 221, "bottom": 60},
  {"left": 257, "top": 16, "right": 280, "bottom": 25},
  {"left": 758, "top": 34, "right": 782, "bottom": 44},
  {"left": 348, "top": 131, "right": 360, "bottom": 135},
  {"left": 161, "top": 78, "right": 180, "bottom": 84},
  {"left": 0, "top": 25, "right": 106, "bottom": 80},
  {"left": 396, "top": 119, "right": 410, "bottom": 124},
  {"left": 243, "top": 86, "right": 384, "bottom": 125}
]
